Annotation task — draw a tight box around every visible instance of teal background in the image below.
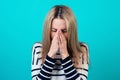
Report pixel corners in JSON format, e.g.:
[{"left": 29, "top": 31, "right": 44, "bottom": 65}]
[{"left": 0, "top": 0, "right": 120, "bottom": 80}]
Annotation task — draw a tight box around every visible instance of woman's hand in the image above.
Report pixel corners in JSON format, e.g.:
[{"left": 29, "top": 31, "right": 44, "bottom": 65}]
[
  {"left": 48, "top": 31, "right": 59, "bottom": 58},
  {"left": 58, "top": 31, "right": 69, "bottom": 59}
]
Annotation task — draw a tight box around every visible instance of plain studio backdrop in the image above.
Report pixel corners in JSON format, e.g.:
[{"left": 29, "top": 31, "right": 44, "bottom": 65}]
[{"left": 0, "top": 0, "right": 120, "bottom": 80}]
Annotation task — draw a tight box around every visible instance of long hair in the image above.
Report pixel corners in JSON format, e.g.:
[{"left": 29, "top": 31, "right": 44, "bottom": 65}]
[{"left": 42, "top": 5, "right": 89, "bottom": 67}]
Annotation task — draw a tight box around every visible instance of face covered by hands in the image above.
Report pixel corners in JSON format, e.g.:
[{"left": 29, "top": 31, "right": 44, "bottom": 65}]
[{"left": 48, "top": 30, "right": 69, "bottom": 59}]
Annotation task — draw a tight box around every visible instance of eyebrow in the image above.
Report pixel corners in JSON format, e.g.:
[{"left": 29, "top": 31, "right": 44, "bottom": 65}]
[
  {"left": 51, "top": 28, "right": 57, "bottom": 30},
  {"left": 62, "top": 29, "right": 67, "bottom": 31},
  {"left": 52, "top": 28, "right": 67, "bottom": 30}
]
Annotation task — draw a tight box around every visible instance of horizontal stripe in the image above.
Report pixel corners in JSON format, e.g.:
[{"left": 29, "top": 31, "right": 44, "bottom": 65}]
[
  {"left": 32, "top": 70, "right": 40, "bottom": 77},
  {"left": 77, "top": 69, "right": 88, "bottom": 76},
  {"left": 41, "top": 67, "right": 51, "bottom": 74},
  {"left": 63, "top": 61, "right": 73, "bottom": 68},
  {"left": 44, "top": 63, "right": 53, "bottom": 70},
  {"left": 32, "top": 74, "right": 39, "bottom": 78},
  {"left": 42, "top": 65, "right": 52, "bottom": 72},
  {"left": 65, "top": 69, "right": 77, "bottom": 78},
  {"left": 46, "top": 58, "right": 55, "bottom": 65},
  {"left": 66, "top": 73, "right": 78, "bottom": 80},
  {"left": 51, "top": 74, "right": 65, "bottom": 76},
  {"left": 40, "top": 68, "right": 51, "bottom": 77},
  {"left": 36, "top": 51, "right": 41, "bottom": 54},
  {"left": 64, "top": 66, "right": 74, "bottom": 73},
  {"left": 32, "top": 73, "right": 66, "bottom": 77},
  {"left": 62, "top": 59, "right": 71, "bottom": 66},
  {"left": 34, "top": 46, "right": 41, "bottom": 49},
  {"left": 53, "top": 68, "right": 63, "bottom": 71},
  {"left": 46, "top": 55, "right": 56, "bottom": 63},
  {"left": 62, "top": 56, "right": 70, "bottom": 64},
  {"left": 32, "top": 67, "right": 88, "bottom": 72},
  {"left": 79, "top": 73, "right": 88, "bottom": 79},
  {"left": 66, "top": 68, "right": 76, "bottom": 75},
  {"left": 63, "top": 64, "right": 73, "bottom": 71},
  {"left": 38, "top": 73, "right": 50, "bottom": 80},
  {"left": 80, "top": 75, "right": 87, "bottom": 80},
  {"left": 32, "top": 68, "right": 41, "bottom": 72},
  {"left": 39, "top": 72, "right": 50, "bottom": 78},
  {"left": 76, "top": 68, "right": 88, "bottom": 71}
]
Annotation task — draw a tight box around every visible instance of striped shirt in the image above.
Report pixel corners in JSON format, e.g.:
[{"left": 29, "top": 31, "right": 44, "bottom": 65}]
[{"left": 31, "top": 42, "right": 89, "bottom": 80}]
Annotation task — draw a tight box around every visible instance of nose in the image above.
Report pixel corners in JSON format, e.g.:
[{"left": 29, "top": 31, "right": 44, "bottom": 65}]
[
  {"left": 56, "top": 30, "right": 61, "bottom": 34},
  {"left": 57, "top": 30, "right": 62, "bottom": 33}
]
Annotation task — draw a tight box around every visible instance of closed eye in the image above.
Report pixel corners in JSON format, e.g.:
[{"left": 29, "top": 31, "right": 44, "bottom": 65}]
[
  {"left": 51, "top": 28, "right": 57, "bottom": 32},
  {"left": 61, "top": 29, "right": 67, "bottom": 33}
]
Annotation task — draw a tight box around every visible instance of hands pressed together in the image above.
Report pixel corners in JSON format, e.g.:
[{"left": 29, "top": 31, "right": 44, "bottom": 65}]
[{"left": 48, "top": 30, "right": 69, "bottom": 59}]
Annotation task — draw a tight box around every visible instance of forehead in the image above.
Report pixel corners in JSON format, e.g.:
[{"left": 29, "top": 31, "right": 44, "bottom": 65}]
[{"left": 52, "top": 18, "right": 66, "bottom": 29}]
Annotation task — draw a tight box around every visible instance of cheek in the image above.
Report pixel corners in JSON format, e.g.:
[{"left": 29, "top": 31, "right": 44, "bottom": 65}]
[
  {"left": 64, "top": 33, "right": 68, "bottom": 39},
  {"left": 51, "top": 32, "right": 56, "bottom": 39}
]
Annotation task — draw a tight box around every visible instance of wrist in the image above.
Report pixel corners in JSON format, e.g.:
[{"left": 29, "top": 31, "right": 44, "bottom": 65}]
[
  {"left": 61, "top": 53, "right": 69, "bottom": 59},
  {"left": 48, "top": 52, "right": 55, "bottom": 58}
]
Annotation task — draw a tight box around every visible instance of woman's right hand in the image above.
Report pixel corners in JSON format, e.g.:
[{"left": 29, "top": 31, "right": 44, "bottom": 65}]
[{"left": 48, "top": 31, "right": 59, "bottom": 58}]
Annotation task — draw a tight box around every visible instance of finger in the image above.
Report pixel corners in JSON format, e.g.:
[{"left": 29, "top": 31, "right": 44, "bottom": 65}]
[
  {"left": 54, "top": 31, "right": 59, "bottom": 41},
  {"left": 59, "top": 33, "right": 62, "bottom": 44},
  {"left": 58, "top": 31, "right": 61, "bottom": 43},
  {"left": 58, "top": 35, "right": 60, "bottom": 49},
  {"left": 60, "top": 32, "right": 66, "bottom": 43}
]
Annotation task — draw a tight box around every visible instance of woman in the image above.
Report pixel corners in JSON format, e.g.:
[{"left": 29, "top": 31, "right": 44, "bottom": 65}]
[{"left": 32, "top": 5, "right": 89, "bottom": 80}]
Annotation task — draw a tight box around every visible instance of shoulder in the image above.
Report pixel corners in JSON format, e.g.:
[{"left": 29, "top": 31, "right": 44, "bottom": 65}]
[
  {"left": 79, "top": 42, "right": 89, "bottom": 52},
  {"left": 32, "top": 42, "right": 42, "bottom": 49},
  {"left": 79, "top": 42, "right": 89, "bottom": 64},
  {"left": 32, "top": 42, "right": 42, "bottom": 56},
  {"left": 32, "top": 42, "right": 42, "bottom": 69},
  {"left": 32, "top": 42, "right": 42, "bottom": 65}
]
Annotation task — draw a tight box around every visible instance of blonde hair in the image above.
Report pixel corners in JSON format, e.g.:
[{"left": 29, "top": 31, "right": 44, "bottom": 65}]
[{"left": 42, "top": 5, "right": 89, "bottom": 67}]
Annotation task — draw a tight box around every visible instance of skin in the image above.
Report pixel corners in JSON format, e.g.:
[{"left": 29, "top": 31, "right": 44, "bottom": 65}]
[{"left": 48, "top": 18, "right": 69, "bottom": 59}]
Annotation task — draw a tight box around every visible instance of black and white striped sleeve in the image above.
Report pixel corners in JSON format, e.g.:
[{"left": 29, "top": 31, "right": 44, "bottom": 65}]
[
  {"left": 62, "top": 56, "right": 88, "bottom": 80},
  {"left": 37, "top": 55, "right": 56, "bottom": 80},
  {"left": 31, "top": 43, "right": 56, "bottom": 80},
  {"left": 62, "top": 56, "right": 79, "bottom": 80},
  {"left": 62, "top": 43, "right": 89, "bottom": 80}
]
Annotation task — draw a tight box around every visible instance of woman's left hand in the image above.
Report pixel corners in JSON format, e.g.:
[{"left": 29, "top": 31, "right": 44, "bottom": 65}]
[{"left": 58, "top": 31, "right": 69, "bottom": 59}]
